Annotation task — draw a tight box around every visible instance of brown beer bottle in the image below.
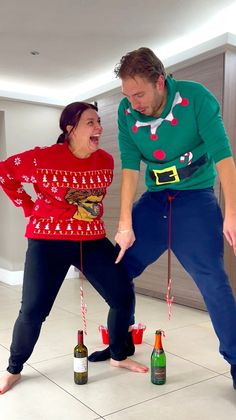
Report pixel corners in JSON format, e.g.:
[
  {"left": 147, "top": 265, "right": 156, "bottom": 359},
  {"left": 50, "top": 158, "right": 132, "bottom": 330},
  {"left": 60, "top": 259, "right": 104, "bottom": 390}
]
[
  {"left": 74, "top": 330, "right": 88, "bottom": 384},
  {"left": 151, "top": 330, "right": 166, "bottom": 385}
]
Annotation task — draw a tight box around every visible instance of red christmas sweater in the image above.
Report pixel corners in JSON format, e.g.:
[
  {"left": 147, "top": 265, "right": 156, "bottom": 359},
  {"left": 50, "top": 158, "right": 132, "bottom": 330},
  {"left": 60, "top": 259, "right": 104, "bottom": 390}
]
[{"left": 0, "top": 142, "right": 114, "bottom": 241}]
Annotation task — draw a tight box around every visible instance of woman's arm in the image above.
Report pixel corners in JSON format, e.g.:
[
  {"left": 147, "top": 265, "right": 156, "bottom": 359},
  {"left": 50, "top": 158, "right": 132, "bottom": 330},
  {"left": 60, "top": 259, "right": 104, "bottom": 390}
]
[{"left": 0, "top": 149, "right": 37, "bottom": 216}]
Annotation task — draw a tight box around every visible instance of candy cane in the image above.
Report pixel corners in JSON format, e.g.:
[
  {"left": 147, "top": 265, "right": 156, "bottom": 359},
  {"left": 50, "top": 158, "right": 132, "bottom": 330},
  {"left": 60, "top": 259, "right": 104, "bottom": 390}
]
[
  {"left": 166, "top": 278, "right": 174, "bottom": 320},
  {"left": 79, "top": 242, "right": 87, "bottom": 335},
  {"left": 80, "top": 285, "right": 87, "bottom": 335},
  {"left": 180, "top": 152, "right": 193, "bottom": 165}
]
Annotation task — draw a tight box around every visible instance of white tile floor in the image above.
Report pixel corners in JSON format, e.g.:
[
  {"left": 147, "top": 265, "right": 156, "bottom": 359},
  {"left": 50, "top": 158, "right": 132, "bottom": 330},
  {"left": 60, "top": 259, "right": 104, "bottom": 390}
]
[{"left": 0, "top": 278, "right": 235, "bottom": 419}]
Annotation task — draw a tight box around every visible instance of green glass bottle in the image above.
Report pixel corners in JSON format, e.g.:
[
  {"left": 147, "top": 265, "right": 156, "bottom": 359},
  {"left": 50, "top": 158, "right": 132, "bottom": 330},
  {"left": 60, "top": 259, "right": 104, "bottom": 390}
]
[
  {"left": 151, "top": 330, "right": 166, "bottom": 385},
  {"left": 74, "top": 330, "right": 88, "bottom": 385}
]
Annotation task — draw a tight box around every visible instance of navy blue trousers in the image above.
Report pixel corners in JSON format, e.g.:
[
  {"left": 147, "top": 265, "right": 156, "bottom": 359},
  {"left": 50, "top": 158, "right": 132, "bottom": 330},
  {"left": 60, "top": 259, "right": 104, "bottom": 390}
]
[
  {"left": 122, "top": 188, "right": 236, "bottom": 365},
  {"left": 7, "top": 238, "right": 134, "bottom": 374}
]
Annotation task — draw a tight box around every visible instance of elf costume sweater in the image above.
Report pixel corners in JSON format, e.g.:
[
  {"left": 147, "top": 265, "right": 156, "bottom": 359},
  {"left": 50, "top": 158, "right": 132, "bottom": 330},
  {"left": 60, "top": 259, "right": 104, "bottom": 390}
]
[
  {"left": 118, "top": 75, "right": 232, "bottom": 191},
  {"left": 0, "top": 142, "right": 113, "bottom": 240}
]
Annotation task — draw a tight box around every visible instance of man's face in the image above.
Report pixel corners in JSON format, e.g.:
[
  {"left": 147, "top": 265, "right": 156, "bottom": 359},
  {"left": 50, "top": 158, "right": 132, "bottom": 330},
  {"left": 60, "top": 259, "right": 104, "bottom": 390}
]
[{"left": 121, "top": 75, "right": 166, "bottom": 117}]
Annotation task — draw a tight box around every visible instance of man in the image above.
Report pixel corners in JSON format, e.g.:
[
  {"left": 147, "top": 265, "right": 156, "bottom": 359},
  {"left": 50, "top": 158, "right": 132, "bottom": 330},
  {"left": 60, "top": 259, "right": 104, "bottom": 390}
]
[{"left": 89, "top": 47, "right": 236, "bottom": 389}]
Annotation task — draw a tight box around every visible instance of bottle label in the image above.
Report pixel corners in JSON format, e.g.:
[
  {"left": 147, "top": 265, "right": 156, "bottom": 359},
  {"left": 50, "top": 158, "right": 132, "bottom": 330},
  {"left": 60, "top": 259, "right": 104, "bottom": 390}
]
[
  {"left": 152, "top": 367, "right": 166, "bottom": 381},
  {"left": 74, "top": 357, "right": 87, "bottom": 373}
]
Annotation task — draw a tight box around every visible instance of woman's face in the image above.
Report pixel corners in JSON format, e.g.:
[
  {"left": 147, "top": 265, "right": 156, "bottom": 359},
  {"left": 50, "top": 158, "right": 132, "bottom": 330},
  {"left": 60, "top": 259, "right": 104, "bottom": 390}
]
[{"left": 67, "top": 108, "right": 103, "bottom": 157}]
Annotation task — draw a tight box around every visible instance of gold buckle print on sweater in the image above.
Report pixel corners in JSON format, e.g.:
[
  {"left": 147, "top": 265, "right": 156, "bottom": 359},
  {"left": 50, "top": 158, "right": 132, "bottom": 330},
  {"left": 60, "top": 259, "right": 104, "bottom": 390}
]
[{"left": 153, "top": 165, "right": 180, "bottom": 185}]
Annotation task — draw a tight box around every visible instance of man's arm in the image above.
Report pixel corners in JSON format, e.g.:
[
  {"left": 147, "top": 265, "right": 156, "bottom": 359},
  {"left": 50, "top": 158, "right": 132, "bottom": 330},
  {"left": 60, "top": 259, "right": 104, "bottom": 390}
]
[
  {"left": 115, "top": 168, "right": 140, "bottom": 263},
  {"left": 216, "top": 156, "right": 236, "bottom": 255}
]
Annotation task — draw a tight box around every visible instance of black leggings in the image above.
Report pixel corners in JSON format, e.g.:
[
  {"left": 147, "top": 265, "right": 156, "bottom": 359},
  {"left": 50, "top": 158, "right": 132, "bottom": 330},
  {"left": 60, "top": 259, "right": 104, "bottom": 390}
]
[{"left": 7, "top": 238, "right": 135, "bottom": 374}]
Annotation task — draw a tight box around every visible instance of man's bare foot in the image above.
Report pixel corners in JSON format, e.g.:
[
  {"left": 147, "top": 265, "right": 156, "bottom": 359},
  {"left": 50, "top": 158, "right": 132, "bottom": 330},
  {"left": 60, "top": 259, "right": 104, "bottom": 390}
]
[
  {"left": 0, "top": 372, "right": 21, "bottom": 394},
  {"left": 110, "top": 358, "right": 148, "bottom": 373}
]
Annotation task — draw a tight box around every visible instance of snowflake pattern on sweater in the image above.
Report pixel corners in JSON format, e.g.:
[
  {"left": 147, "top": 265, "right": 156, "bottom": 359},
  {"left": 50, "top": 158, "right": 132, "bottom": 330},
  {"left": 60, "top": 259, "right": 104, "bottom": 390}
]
[{"left": 0, "top": 143, "right": 114, "bottom": 240}]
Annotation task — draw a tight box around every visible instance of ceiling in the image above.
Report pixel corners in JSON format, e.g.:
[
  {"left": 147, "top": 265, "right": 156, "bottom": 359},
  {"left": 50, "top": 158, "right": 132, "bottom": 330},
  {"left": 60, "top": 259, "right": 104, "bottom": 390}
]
[{"left": 1, "top": 0, "right": 236, "bottom": 106}]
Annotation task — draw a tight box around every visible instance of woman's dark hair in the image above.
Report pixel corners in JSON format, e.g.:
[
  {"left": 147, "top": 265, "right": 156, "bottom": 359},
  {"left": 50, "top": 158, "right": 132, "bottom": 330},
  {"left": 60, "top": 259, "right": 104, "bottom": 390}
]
[
  {"left": 114, "top": 47, "right": 166, "bottom": 84},
  {"left": 57, "top": 101, "right": 98, "bottom": 144}
]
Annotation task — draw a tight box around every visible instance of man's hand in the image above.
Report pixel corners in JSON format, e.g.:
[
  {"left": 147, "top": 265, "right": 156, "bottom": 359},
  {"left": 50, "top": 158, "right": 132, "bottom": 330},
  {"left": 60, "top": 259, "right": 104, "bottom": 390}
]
[
  {"left": 115, "top": 229, "right": 135, "bottom": 263},
  {"left": 216, "top": 157, "right": 236, "bottom": 256},
  {"left": 223, "top": 213, "right": 236, "bottom": 256}
]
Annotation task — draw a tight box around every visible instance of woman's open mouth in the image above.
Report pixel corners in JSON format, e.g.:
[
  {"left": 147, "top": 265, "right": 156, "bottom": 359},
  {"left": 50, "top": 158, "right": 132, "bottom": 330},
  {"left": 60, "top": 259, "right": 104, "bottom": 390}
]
[{"left": 90, "top": 135, "right": 100, "bottom": 145}]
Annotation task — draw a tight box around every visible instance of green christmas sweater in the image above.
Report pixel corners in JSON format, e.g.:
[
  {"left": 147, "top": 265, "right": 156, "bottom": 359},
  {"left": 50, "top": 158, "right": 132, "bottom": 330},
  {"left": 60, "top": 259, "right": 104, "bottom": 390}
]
[{"left": 118, "top": 75, "right": 232, "bottom": 191}]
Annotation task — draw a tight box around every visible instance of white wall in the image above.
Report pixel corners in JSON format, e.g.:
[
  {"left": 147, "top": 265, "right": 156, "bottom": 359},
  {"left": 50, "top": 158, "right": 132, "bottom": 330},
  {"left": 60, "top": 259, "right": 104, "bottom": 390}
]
[{"left": 0, "top": 99, "right": 62, "bottom": 280}]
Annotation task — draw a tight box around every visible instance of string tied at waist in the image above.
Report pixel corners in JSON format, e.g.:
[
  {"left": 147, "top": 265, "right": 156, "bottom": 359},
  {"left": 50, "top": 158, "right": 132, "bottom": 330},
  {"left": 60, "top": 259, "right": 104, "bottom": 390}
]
[{"left": 166, "top": 194, "right": 175, "bottom": 319}]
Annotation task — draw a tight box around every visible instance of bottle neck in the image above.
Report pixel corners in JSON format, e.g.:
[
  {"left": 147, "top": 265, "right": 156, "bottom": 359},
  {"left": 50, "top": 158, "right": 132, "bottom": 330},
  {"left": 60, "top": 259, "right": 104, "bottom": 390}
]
[
  {"left": 77, "top": 330, "right": 84, "bottom": 345},
  {"left": 154, "top": 332, "right": 163, "bottom": 350}
]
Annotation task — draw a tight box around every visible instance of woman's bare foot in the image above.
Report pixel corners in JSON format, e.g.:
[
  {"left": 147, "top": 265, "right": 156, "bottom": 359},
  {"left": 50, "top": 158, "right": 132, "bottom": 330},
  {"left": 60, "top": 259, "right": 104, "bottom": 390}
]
[
  {"left": 0, "top": 372, "right": 21, "bottom": 394},
  {"left": 110, "top": 358, "right": 148, "bottom": 373}
]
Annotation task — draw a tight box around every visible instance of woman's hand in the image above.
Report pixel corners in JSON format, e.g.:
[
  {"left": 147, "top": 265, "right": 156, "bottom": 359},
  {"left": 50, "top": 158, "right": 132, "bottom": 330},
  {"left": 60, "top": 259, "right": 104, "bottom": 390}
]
[{"left": 115, "top": 229, "right": 135, "bottom": 263}]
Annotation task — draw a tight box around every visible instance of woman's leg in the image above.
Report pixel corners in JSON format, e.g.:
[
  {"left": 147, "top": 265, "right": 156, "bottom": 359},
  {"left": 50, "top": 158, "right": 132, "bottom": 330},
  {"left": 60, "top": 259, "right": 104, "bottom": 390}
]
[
  {"left": 0, "top": 240, "right": 73, "bottom": 393},
  {"left": 171, "top": 189, "right": 236, "bottom": 365}
]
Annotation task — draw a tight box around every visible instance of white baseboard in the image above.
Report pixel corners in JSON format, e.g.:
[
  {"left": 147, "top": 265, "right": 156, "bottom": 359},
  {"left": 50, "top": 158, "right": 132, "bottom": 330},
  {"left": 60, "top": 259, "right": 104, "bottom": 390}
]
[{"left": 0, "top": 266, "right": 80, "bottom": 286}]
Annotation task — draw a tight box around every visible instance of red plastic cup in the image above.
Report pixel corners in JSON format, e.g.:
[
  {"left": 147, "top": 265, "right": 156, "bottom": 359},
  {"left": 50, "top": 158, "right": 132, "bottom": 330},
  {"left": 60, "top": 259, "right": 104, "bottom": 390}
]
[
  {"left": 131, "top": 323, "right": 146, "bottom": 344},
  {"left": 99, "top": 323, "right": 146, "bottom": 345},
  {"left": 98, "top": 325, "right": 109, "bottom": 344}
]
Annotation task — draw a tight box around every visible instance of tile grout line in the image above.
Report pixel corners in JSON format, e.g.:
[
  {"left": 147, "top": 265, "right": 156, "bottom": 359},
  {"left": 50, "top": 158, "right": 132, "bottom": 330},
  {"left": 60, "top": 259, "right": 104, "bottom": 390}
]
[
  {"left": 27, "top": 364, "right": 104, "bottom": 419},
  {"left": 100, "top": 374, "right": 232, "bottom": 418}
]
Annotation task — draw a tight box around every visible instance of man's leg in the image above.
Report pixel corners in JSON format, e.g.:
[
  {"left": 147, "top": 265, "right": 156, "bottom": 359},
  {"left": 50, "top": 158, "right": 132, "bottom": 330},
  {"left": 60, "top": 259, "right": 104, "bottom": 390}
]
[
  {"left": 122, "top": 190, "right": 168, "bottom": 278},
  {"left": 171, "top": 189, "right": 236, "bottom": 388},
  {"left": 88, "top": 331, "right": 135, "bottom": 362},
  {"left": 88, "top": 191, "right": 169, "bottom": 362},
  {"left": 79, "top": 239, "right": 134, "bottom": 358},
  {"left": 78, "top": 238, "right": 148, "bottom": 372}
]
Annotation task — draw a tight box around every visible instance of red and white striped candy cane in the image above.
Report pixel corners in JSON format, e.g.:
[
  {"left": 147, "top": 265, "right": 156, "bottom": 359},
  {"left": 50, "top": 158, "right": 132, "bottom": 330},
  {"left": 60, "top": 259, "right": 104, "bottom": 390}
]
[
  {"left": 180, "top": 152, "right": 193, "bottom": 165},
  {"left": 79, "top": 242, "right": 87, "bottom": 335},
  {"left": 80, "top": 285, "right": 87, "bottom": 335}
]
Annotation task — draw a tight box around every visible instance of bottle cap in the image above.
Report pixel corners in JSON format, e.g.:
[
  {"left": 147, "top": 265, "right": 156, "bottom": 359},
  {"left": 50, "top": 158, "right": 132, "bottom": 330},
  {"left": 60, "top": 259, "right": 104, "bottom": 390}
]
[{"left": 155, "top": 329, "right": 166, "bottom": 337}]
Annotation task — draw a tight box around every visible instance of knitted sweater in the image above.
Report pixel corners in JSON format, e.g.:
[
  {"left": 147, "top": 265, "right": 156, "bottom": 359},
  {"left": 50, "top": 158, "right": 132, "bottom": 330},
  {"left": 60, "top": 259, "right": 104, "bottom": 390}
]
[
  {"left": 0, "top": 142, "right": 114, "bottom": 240},
  {"left": 118, "top": 75, "right": 232, "bottom": 191}
]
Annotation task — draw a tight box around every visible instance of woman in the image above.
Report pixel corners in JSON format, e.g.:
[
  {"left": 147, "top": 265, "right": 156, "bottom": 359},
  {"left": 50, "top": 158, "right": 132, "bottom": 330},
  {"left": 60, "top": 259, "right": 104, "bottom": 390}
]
[{"left": 0, "top": 102, "right": 148, "bottom": 394}]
